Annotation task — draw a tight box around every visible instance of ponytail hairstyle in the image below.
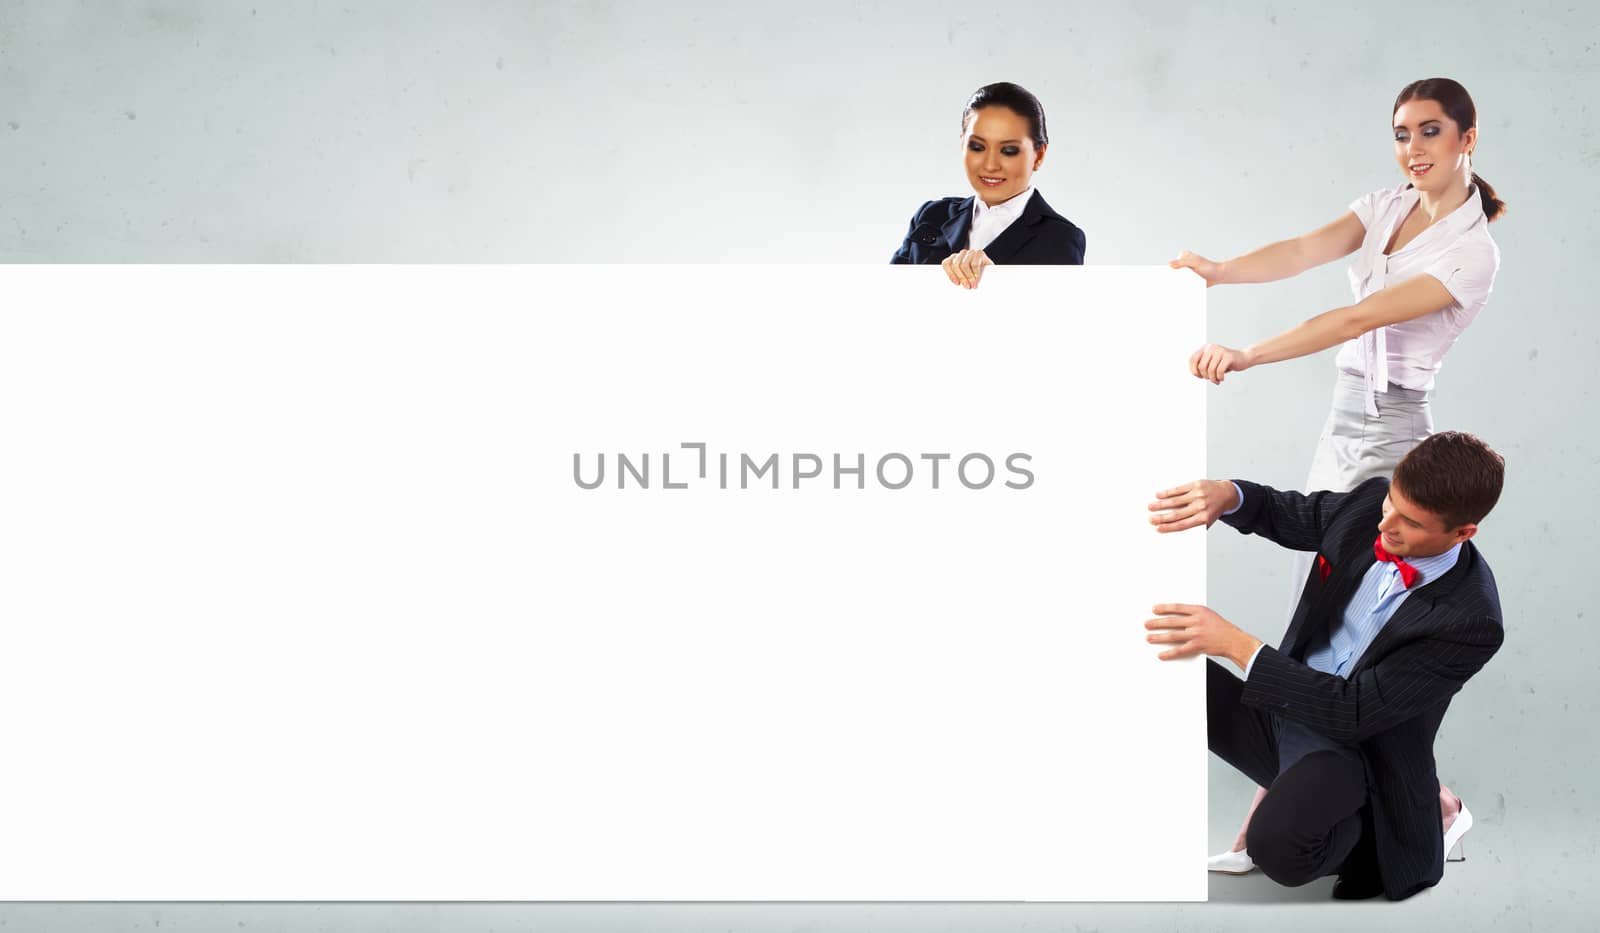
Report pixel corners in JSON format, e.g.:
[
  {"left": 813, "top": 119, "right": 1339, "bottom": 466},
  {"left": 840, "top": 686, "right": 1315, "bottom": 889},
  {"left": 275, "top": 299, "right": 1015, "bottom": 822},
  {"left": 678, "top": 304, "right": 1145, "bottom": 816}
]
[
  {"left": 1393, "top": 78, "right": 1507, "bottom": 221},
  {"left": 961, "top": 82, "right": 1048, "bottom": 149}
]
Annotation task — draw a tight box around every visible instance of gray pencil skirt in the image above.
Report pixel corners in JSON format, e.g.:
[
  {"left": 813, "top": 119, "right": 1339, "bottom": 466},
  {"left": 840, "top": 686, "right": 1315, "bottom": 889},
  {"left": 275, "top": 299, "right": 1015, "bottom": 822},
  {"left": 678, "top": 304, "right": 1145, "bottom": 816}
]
[{"left": 1304, "top": 372, "right": 1434, "bottom": 494}]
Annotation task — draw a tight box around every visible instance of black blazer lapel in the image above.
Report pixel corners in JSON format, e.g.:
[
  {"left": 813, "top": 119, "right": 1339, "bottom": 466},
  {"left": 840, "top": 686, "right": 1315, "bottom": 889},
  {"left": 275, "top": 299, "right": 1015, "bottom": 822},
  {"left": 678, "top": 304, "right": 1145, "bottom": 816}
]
[
  {"left": 980, "top": 190, "right": 1047, "bottom": 263},
  {"left": 940, "top": 198, "right": 974, "bottom": 255}
]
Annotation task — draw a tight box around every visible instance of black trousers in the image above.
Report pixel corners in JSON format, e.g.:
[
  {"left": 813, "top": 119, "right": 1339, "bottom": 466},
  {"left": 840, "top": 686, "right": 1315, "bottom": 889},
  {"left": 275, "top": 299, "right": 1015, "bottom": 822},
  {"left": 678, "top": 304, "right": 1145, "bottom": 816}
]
[{"left": 1206, "top": 660, "right": 1378, "bottom": 887}]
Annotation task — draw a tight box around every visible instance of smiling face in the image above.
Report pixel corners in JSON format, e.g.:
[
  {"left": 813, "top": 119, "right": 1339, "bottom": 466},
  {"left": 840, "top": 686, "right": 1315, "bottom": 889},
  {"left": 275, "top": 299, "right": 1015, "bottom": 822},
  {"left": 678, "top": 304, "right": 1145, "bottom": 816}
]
[
  {"left": 962, "top": 105, "right": 1045, "bottom": 207},
  {"left": 1377, "top": 481, "right": 1478, "bottom": 559},
  {"left": 1393, "top": 97, "right": 1476, "bottom": 193}
]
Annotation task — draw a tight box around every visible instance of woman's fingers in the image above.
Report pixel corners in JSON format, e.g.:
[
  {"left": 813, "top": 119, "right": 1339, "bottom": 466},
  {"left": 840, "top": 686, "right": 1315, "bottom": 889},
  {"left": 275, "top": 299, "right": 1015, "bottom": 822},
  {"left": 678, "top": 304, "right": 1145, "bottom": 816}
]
[
  {"left": 1189, "top": 344, "right": 1238, "bottom": 384},
  {"left": 940, "top": 250, "right": 994, "bottom": 289},
  {"left": 960, "top": 250, "right": 986, "bottom": 288},
  {"left": 968, "top": 250, "right": 992, "bottom": 288},
  {"left": 1171, "top": 250, "right": 1220, "bottom": 286},
  {"left": 1194, "top": 345, "right": 1221, "bottom": 382},
  {"left": 941, "top": 253, "right": 962, "bottom": 286},
  {"left": 944, "top": 252, "right": 971, "bottom": 287},
  {"left": 1212, "top": 346, "right": 1239, "bottom": 382}
]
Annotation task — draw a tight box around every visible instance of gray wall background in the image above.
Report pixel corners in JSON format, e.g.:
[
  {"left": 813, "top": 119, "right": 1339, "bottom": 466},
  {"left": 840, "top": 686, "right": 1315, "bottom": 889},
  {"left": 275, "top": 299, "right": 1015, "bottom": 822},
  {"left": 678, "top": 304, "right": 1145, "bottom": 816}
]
[{"left": 3, "top": 0, "right": 1596, "bottom": 929}]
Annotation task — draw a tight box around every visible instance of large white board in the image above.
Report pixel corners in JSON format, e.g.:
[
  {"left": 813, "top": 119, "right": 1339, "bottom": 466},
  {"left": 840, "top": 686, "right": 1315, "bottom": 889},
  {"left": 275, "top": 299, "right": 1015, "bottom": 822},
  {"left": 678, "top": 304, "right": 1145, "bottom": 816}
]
[{"left": 0, "top": 265, "right": 1206, "bottom": 900}]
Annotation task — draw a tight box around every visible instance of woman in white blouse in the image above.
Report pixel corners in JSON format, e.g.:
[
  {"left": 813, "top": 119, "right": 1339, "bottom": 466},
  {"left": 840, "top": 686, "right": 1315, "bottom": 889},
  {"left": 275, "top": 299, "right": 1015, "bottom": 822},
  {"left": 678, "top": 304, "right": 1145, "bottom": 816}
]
[{"left": 1168, "top": 77, "right": 1505, "bottom": 874}]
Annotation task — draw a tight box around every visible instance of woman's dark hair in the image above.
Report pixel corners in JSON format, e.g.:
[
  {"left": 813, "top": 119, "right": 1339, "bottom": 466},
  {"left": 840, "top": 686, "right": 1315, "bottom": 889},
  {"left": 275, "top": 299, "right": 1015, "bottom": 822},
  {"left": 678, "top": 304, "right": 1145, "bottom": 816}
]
[
  {"left": 1391, "top": 431, "right": 1506, "bottom": 529},
  {"left": 961, "top": 82, "right": 1048, "bottom": 149},
  {"left": 1393, "top": 78, "right": 1506, "bottom": 221}
]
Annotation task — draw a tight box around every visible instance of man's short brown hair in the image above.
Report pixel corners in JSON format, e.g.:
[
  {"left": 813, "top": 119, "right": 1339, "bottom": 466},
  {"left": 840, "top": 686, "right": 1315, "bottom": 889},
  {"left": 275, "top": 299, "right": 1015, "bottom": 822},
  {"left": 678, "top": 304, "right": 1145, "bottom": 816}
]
[{"left": 1391, "top": 431, "right": 1506, "bottom": 529}]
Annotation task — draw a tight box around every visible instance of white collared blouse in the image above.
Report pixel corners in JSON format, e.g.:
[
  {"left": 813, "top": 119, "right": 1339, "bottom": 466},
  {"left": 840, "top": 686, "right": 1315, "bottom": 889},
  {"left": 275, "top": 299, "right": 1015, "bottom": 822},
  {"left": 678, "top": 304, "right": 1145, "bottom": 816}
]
[
  {"left": 969, "top": 185, "right": 1035, "bottom": 253},
  {"left": 1337, "top": 184, "right": 1500, "bottom": 415}
]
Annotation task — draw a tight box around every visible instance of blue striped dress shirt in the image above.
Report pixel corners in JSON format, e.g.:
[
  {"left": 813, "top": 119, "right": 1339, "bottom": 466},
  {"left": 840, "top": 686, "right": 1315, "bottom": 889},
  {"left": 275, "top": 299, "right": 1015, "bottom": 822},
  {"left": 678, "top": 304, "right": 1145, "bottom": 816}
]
[{"left": 1303, "top": 542, "right": 1462, "bottom": 677}]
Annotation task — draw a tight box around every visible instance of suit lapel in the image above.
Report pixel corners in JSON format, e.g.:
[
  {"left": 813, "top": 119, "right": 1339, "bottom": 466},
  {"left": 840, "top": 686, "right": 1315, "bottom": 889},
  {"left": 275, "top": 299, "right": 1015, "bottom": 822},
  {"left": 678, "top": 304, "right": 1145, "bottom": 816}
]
[
  {"left": 940, "top": 198, "right": 974, "bottom": 255},
  {"left": 1283, "top": 542, "right": 1376, "bottom": 661},
  {"left": 980, "top": 190, "right": 1045, "bottom": 263},
  {"left": 1349, "top": 542, "right": 1477, "bottom": 676},
  {"left": 1280, "top": 483, "right": 1391, "bottom": 660},
  {"left": 1350, "top": 599, "right": 1435, "bottom": 676}
]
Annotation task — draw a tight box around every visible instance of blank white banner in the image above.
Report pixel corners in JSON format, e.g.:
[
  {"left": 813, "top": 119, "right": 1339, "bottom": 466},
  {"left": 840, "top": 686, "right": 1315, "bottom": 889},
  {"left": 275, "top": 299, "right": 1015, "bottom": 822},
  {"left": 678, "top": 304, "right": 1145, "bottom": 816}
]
[{"left": 0, "top": 265, "right": 1206, "bottom": 901}]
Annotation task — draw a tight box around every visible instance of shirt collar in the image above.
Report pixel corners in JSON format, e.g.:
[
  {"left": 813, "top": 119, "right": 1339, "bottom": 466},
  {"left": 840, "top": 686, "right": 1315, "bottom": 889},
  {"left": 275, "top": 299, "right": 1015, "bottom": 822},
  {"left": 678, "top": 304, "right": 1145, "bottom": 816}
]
[
  {"left": 1439, "top": 183, "right": 1487, "bottom": 235},
  {"left": 973, "top": 186, "right": 1034, "bottom": 225},
  {"left": 1391, "top": 184, "right": 1486, "bottom": 254},
  {"left": 1397, "top": 541, "right": 1463, "bottom": 589}
]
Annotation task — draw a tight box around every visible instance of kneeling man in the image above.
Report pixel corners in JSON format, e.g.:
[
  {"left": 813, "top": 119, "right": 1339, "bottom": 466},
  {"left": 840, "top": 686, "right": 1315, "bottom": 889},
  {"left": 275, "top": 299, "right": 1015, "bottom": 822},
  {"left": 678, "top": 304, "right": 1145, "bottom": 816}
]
[{"left": 1146, "top": 431, "right": 1505, "bottom": 900}]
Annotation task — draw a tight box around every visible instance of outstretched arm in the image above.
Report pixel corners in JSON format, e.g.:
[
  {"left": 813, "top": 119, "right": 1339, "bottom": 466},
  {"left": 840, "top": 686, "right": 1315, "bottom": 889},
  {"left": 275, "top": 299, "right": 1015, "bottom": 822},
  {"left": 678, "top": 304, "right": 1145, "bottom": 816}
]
[
  {"left": 1170, "top": 212, "right": 1364, "bottom": 287},
  {"left": 1152, "top": 478, "right": 1370, "bottom": 552},
  {"left": 1145, "top": 604, "right": 1263, "bottom": 669},
  {"left": 1148, "top": 604, "right": 1504, "bottom": 744},
  {"left": 1189, "top": 273, "right": 1458, "bottom": 383}
]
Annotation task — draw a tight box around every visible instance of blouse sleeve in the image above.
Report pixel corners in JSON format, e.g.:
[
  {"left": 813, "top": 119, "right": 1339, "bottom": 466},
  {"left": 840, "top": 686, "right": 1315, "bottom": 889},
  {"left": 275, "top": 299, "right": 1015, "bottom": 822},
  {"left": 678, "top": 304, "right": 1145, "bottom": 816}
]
[
  {"left": 1423, "top": 232, "right": 1500, "bottom": 309},
  {"left": 1347, "top": 188, "right": 1393, "bottom": 231}
]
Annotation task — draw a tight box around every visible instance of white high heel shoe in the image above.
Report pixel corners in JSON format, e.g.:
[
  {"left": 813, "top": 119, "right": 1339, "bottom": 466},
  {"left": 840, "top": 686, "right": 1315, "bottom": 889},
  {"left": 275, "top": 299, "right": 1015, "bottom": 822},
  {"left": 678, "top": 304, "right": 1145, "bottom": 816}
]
[
  {"left": 1207, "top": 847, "right": 1256, "bottom": 874},
  {"left": 1443, "top": 800, "right": 1473, "bottom": 862}
]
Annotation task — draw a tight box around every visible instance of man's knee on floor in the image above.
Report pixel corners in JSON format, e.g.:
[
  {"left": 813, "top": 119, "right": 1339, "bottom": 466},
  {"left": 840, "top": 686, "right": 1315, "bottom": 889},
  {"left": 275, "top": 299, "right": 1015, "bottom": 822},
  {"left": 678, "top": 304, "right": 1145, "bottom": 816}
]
[{"left": 1245, "top": 820, "right": 1321, "bottom": 888}]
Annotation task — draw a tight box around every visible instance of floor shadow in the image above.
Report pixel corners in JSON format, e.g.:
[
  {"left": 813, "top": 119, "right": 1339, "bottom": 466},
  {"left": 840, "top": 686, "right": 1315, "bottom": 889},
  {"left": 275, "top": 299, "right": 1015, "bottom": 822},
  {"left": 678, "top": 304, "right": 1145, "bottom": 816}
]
[{"left": 1206, "top": 871, "right": 1337, "bottom": 904}]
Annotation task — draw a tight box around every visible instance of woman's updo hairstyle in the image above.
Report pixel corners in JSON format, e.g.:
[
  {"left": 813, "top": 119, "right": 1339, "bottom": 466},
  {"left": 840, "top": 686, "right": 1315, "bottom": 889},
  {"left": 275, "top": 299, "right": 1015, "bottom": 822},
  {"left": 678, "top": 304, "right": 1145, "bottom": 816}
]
[{"left": 961, "top": 82, "right": 1048, "bottom": 149}]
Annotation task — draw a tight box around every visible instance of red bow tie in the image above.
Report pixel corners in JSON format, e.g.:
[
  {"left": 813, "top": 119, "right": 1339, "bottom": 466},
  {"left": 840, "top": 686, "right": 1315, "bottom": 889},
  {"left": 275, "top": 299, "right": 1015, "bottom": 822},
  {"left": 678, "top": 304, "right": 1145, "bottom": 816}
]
[{"left": 1373, "top": 536, "right": 1420, "bottom": 589}]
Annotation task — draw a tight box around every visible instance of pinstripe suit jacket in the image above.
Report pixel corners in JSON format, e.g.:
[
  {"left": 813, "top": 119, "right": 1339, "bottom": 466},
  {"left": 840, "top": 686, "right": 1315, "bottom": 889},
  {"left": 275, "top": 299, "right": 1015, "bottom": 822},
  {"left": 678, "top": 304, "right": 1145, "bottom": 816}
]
[{"left": 1222, "top": 476, "right": 1504, "bottom": 900}]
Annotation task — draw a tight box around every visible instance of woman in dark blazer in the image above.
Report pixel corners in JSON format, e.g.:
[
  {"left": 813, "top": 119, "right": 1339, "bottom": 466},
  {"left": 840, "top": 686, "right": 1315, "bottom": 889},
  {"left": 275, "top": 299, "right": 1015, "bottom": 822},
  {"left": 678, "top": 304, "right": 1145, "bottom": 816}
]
[{"left": 890, "top": 82, "right": 1085, "bottom": 287}]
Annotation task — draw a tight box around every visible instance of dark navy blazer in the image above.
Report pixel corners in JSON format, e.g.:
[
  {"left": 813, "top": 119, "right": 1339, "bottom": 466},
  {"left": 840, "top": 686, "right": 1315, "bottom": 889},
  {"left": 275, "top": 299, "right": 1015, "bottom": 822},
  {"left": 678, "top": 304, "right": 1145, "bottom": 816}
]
[
  {"left": 1223, "top": 477, "right": 1504, "bottom": 900},
  {"left": 888, "top": 190, "right": 1085, "bottom": 266}
]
